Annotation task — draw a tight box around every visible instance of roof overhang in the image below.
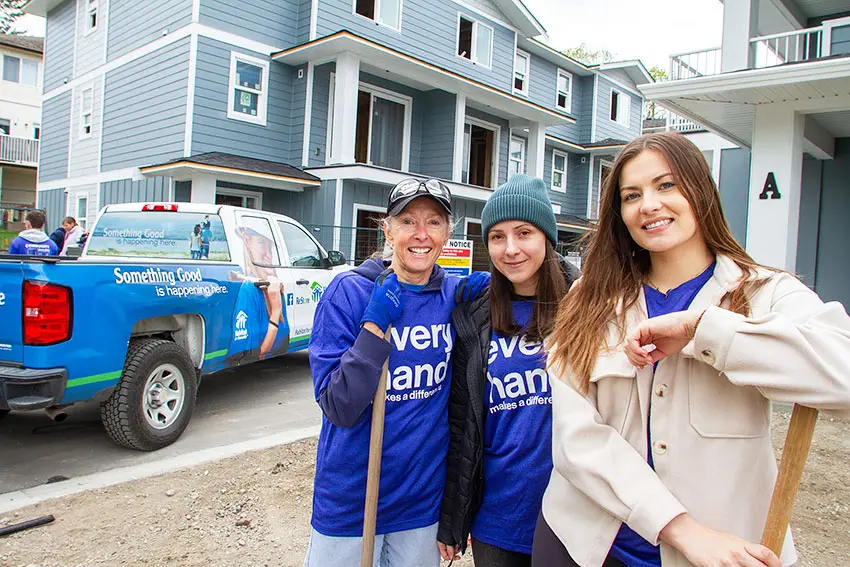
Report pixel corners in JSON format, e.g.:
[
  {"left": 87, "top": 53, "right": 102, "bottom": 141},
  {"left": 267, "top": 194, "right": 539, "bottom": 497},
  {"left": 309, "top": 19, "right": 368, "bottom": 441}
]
[
  {"left": 545, "top": 134, "right": 625, "bottom": 155},
  {"left": 596, "top": 60, "right": 654, "bottom": 86},
  {"left": 492, "top": 0, "right": 546, "bottom": 38},
  {"left": 639, "top": 57, "right": 850, "bottom": 148},
  {"left": 272, "top": 32, "right": 575, "bottom": 127},
  {"left": 138, "top": 161, "right": 321, "bottom": 192},
  {"left": 22, "top": 0, "right": 63, "bottom": 17},
  {"left": 519, "top": 38, "right": 593, "bottom": 76}
]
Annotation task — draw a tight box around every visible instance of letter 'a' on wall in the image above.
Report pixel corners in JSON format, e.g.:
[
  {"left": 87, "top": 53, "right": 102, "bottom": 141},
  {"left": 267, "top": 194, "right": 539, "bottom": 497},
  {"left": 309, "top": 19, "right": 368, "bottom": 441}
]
[{"left": 759, "top": 171, "right": 782, "bottom": 200}]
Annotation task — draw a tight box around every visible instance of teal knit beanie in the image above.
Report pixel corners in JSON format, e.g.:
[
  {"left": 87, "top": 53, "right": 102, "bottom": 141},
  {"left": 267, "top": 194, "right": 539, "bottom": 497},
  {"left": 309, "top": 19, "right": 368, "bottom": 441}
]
[{"left": 481, "top": 174, "right": 558, "bottom": 245}]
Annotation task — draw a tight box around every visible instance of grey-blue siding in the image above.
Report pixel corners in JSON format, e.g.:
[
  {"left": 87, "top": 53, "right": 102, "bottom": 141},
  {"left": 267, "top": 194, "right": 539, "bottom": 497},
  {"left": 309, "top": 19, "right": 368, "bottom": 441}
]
[
  {"left": 289, "top": 65, "right": 309, "bottom": 166},
  {"left": 543, "top": 146, "right": 589, "bottom": 217},
  {"left": 830, "top": 24, "right": 850, "bottom": 56},
  {"left": 43, "top": 0, "right": 75, "bottom": 92},
  {"left": 107, "top": 0, "right": 193, "bottom": 61},
  {"left": 100, "top": 177, "right": 172, "bottom": 205},
  {"left": 717, "top": 147, "right": 751, "bottom": 247},
  {"left": 316, "top": 0, "right": 515, "bottom": 95},
  {"left": 308, "top": 63, "right": 333, "bottom": 168},
  {"left": 543, "top": 72, "right": 587, "bottom": 145},
  {"left": 416, "top": 91, "right": 459, "bottom": 178},
  {"left": 796, "top": 155, "right": 822, "bottom": 287},
  {"left": 217, "top": 181, "right": 337, "bottom": 228},
  {"left": 814, "top": 137, "right": 850, "bottom": 308},
  {"left": 101, "top": 38, "right": 190, "bottom": 170},
  {"left": 590, "top": 154, "right": 616, "bottom": 219},
  {"left": 594, "top": 76, "right": 642, "bottom": 142},
  {"left": 296, "top": 0, "right": 313, "bottom": 44},
  {"left": 37, "top": 188, "right": 67, "bottom": 231},
  {"left": 199, "top": 0, "right": 295, "bottom": 48},
  {"left": 465, "top": 107, "right": 509, "bottom": 186},
  {"left": 192, "top": 37, "right": 294, "bottom": 163},
  {"left": 39, "top": 92, "right": 72, "bottom": 182}
]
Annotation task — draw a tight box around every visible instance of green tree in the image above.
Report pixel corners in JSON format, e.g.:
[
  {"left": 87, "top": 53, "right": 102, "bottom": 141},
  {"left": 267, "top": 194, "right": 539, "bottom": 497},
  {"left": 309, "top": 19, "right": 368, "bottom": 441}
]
[
  {"left": 561, "top": 43, "right": 614, "bottom": 65},
  {"left": 645, "top": 65, "right": 669, "bottom": 119},
  {"left": 1, "top": 0, "right": 28, "bottom": 35}
]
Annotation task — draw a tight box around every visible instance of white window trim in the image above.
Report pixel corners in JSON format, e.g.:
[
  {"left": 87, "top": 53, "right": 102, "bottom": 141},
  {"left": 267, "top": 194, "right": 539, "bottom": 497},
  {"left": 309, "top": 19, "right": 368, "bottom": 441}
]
[
  {"left": 464, "top": 217, "right": 481, "bottom": 236},
  {"left": 326, "top": 74, "right": 413, "bottom": 171},
  {"left": 351, "top": 203, "right": 387, "bottom": 262},
  {"left": 551, "top": 202, "right": 562, "bottom": 215},
  {"left": 513, "top": 49, "right": 530, "bottom": 97},
  {"left": 552, "top": 149, "right": 568, "bottom": 193},
  {"left": 556, "top": 69, "right": 572, "bottom": 113},
  {"left": 509, "top": 135, "right": 526, "bottom": 177},
  {"left": 226, "top": 51, "right": 270, "bottom": 126},
  {"left": 456, "top": 13, "right": 494, "bottom": 69},
  {"left": 463, "top": 115, "right": 501, "bottom": 189},
  {"left": 217, "top": 187, "right": 264, "bottom": 209},
  {"left": 79, "top": 86, "right": 94, "bottom": 139},
  {"left": 610, "top": 88, "right": 631, "bottom": 128},
  {"left": 821, "top": 16, "right": 850, "bottom": 56},
  {"left": 2, "top": 54, "right": 19, "bottom": 84},
  {"left": 85, "top": 0, "right": 98, "bottom": 35},
  {"left": 351, "top": 0, "right": 404, "bottom": 32},
  {"left": 75, "top": 193, "right": 90, "bottom": 230}
]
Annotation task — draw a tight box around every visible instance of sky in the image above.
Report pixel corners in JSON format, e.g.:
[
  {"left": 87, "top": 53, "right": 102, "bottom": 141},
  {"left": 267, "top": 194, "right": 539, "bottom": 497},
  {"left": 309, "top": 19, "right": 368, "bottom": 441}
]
[{"left": 12, "top": 0, "right": 724, "bottom": 70}]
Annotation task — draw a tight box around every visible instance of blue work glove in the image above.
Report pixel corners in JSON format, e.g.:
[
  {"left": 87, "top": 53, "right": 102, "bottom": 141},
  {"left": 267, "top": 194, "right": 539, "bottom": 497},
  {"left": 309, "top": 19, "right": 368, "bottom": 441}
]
[
  {"left": 457, "top": 271, "right": 491, "bottom": 302},
  {"left": 361, "top": 270, "right": 404, "bottom": 331}
]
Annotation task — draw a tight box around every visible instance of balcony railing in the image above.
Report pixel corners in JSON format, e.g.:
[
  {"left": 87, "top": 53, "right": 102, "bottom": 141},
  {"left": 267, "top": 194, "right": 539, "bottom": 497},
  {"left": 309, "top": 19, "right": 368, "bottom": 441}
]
[
  {"left": 0, "top": 135, "right": 39, "bottom": 166},
  {"left": 670, "top": 24, "right": 830, "bottom": 80}
]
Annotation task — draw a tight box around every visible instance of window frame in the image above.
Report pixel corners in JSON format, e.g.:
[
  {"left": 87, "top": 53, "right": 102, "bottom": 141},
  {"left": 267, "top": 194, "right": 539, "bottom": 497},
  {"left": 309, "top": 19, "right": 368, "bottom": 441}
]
[
  {"left": 80, "top": 87, "right": 94, "bottom": 139},
  {"left": 556, "top": 69, "right": 572, "bottom": 113},
  {"left": 551, "top": 149, "right": 568, "bottom": 193},
  {"left": 216, "top": 187, "right": 264, "bottom": 210},
  {"left": 610, "top": 88, "right": 631, "bottom": 127},
  {"left": 456, "top": 14, "right": 494, "bottom": 69},
  {"left": 513, "top": 49, "right": 530, "bottom": 96},
  {"left": 2, "top": 55, "right": 20, "bottom": 83},
  {"left": 76, "top": 194, "right": 89, "bottom": 230},
  {"left": 226, "top": 52, "right": 270, "bottom": 127},
  {"left": 85, "top": 0, "right": 98, "bottom": 34},
  {"left": 508, "top": 135, "right": 526, "bottom": 177},
  {"left": 352, "top": 0, "right": 403, "bottom": 31},
  {"left": 0, "top": 118, "right": 10, "bottom": 136},
  {"left": 462, "top": 115, "right": 501, "bottom": 189},
  {"left": 277, "top": 220, "right": 326, "bottom": 269},
  {"left": 236, "top": 213, "right": 283, "bottom": 267},
  {"left": 551, "top": 202, "right": 562, "bottom": 215}
]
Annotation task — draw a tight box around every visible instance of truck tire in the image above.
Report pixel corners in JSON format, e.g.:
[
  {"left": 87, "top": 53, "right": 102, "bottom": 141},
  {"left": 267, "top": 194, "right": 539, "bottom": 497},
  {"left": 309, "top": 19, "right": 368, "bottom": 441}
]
[
  {"left": 0, "top": 409, "right": 8, "bottom": 421},
  {"left": 101, "top": 338, "right": 197, "bottom": 451}
]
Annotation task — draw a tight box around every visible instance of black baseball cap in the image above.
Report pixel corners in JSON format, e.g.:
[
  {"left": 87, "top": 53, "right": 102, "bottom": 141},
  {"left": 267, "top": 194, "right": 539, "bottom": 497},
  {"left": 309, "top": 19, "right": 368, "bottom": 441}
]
[{"left": 386, "top": 178, "right": 453, "bottom": 217}]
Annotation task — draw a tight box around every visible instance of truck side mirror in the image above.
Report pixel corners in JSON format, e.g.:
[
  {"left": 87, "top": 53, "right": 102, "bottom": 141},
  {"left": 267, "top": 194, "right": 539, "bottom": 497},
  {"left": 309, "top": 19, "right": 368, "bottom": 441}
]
[{"left": 326, "top": 250, "right": 346, "bottom": 267}]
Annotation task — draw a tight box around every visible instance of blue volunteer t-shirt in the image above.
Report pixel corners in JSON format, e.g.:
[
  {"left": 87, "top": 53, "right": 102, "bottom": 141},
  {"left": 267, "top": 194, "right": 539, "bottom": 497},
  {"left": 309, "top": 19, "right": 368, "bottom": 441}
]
[
  {"left": 226, "top": 280, "right": 289, "bottom": 362},
  {"left": 471, "top": 300, "right": 552, "bottom": 555},
  {"left": 310, "top": 269, "right": 459, "bottom": 536},
  {"left": 609, "top": 262, "right": 716, "bottom": 567}
]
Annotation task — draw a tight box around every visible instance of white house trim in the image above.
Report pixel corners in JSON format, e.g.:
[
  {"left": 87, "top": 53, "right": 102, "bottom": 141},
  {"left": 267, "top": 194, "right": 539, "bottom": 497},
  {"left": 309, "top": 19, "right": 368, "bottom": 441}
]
[
  {"left": 310, "top": 0, "right": 319, "bottom": 40},
  {"left": 464, "top": 216, "right": 482, "bottom": 235},
  {"left": 452, "top": 92, "right": 467, "bottom": 182},
  {"left": 184, "top": 32, "right": 199, "bottom": 156},
  {"left": 192, "top": 0, "right": 200, "bottom": 22},
  {"left": 102, "top": 0, "right": 111, "bottom": 65},
  {"left": 585, "top": 154, "right": 594, "bottom": 218},
  {"left": 97, "top": 73, "right": 106, "bottom": 172},
  {"left": 590, "top": 74, "right": 598, "bottom": 141},
  {"left": 333, "top": 178, "right": 343, "bottom": 249},
  {"left": 38, "top": 167, "right": 143, "bottom": 191},
  {"left": 302, "top": 61, "right": 315, "bottom": 167}
]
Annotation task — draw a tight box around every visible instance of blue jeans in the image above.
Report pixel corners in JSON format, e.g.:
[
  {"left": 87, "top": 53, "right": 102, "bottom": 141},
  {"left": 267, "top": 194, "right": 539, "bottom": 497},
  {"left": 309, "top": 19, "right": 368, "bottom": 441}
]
[{"left": 304, "top": 522, "right": 440, "bottom": 567}]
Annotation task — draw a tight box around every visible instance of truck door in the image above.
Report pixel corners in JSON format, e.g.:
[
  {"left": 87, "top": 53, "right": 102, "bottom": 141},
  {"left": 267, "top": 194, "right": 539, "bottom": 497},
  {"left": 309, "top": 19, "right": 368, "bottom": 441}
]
[
  {"left": 231, "top": 213, "right": 296, "bottom": 361},
  {"left": 275, "top": 220, "right": 336, "bottom": 351}
]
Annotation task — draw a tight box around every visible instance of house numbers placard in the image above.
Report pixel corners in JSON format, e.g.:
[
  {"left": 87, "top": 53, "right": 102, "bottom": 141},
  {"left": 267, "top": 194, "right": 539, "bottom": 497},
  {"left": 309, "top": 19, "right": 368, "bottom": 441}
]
[{"left": 759, "top": 172, "right": 782, "bottom": 200}]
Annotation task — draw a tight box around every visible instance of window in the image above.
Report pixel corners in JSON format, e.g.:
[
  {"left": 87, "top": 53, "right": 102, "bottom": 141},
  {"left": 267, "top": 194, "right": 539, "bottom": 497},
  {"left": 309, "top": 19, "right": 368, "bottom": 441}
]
[
  {"left": 227, "top": 53, "right": 270, "bottom": 126},
  {"left": 2, "top": 56, "right": 18, "bottom": 82},
  {"left": 236, "top": 215, "right": 281, "bottom": 266},
  {"left": 86, "top": 0, "right": 98, "bottom": 32},
  {"left": 2, "top": 56, "right": 38, "bottom": 86},
  {"left": 86, "top": 211, "right": 231, "bottom": 260},
  {"left": 556, "top": 70, "right": 572, "bottom": 112},
  {"left": 21, "top": 60, "right": 38, "bottom": 86},
  {"left": 552, "top": 150, "right": 567, "bottom": 193},
  {"left": 0, "top": 119, "right": 9, "bottom": 136},
  {"left": 353, "top": 86, "right": 411, "bottom": 170},
  {"left": 552, "top": 202, "right": 562, "bottom": 215},
  {"left": 457, "top": 15, "right": 493, "bottom": 67},
  {"left": 76, "top": 196, "right": 89, "bottom": 230},
  {"left": 610, "top": 89, "right": 631, "bottom": 127},
  {"left": 514, "top": 50, "right": 529, "bottom": 95},
  {"left": 509, "top": 136, "right": 525, "bottom": 177},
  {"left": 215, "top": 190, "right": 262, "bottom": 209},
  {"left": 33, "top": 124, "right": 40, "bottom": 139},
  {"left": 278, "top": 221, "right": 323, "bottom": 268},
  {"left": 354, "top": 0, "right": 402, "bottom": 30},
  {"left": 80, "top": 88, "right": 93, "bottom": 138},
  {"left": 462, "top": 118, "right": 499, "bottom": 188}
]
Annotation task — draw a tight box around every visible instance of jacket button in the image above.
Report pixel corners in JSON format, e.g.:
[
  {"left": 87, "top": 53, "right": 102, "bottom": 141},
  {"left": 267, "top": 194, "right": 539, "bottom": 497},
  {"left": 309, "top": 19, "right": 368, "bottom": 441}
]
[
  {"left": 654, "top": 384, "right": 668, "bottom": 397},
  {"left": 653, "top": 441, "right": 668, "bottom": 455},
  {"left": 701, "top": 349, "right": 714, "bottom": 364}
]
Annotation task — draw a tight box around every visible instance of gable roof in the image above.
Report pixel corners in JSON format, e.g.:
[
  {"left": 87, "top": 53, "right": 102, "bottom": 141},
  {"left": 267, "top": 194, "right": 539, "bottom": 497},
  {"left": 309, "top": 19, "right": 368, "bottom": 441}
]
[
  {"left": 492, "top": 0, "right": 546, "bottom": 37},
  {"left": 0, "top": 34, "right": 44, "bottom": 55},
  {"left": 592, "top": 60, "right": 654, "bottom": 86}
]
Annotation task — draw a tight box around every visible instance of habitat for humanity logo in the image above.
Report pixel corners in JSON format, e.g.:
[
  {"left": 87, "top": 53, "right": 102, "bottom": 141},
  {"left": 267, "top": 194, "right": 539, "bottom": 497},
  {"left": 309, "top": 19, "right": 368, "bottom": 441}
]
[
  {"left": 234, "top": 310, "right": 248, "bottom": 341},
  {"left": 311, "top": 281, "right": 324, "bottom": 303}
]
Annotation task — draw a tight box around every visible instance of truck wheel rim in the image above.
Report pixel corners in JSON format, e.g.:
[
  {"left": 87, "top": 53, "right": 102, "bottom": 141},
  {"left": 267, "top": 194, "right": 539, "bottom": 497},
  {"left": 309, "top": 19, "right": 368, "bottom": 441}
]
[{"left": 143, "top": 363, "right": 186, "bottom": 430}]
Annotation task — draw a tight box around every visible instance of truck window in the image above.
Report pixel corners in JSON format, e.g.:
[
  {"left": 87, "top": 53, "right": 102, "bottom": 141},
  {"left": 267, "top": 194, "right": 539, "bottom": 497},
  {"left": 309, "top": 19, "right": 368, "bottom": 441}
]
[
  {"left": 86, "top": 212, "right": 230, "bottom": 261},
  {"left": 277, "top": 221, "right": 323, "bottom": 268},
  {"left": 235, "top": 215, "right": 280, "bottom": 267}
]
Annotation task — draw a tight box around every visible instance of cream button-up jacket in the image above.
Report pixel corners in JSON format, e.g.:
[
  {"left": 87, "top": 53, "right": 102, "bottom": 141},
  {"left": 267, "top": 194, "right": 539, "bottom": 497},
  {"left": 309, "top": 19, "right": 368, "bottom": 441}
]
[{"left": 543, "top": 254, "right": 850, "bottom": 567}]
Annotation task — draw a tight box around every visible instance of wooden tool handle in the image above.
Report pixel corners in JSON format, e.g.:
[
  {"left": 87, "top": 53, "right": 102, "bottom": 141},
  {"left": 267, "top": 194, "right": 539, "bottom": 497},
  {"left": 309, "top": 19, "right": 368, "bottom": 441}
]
[
  {"left": 361, "top": 325, "right": 392, "bottom": 567},
  {"left": 760, "top": 404, "right": 819, "bottom": 556}
]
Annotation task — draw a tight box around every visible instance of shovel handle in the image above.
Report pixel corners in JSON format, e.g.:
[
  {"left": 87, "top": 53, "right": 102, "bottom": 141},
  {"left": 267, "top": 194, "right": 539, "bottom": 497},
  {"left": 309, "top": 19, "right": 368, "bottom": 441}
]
[
  {"left": 361, "top": 324, "right": 392, "bottom": 567},
  {"left": 760, "top": 404, "right": 819, "bottom": 556}
]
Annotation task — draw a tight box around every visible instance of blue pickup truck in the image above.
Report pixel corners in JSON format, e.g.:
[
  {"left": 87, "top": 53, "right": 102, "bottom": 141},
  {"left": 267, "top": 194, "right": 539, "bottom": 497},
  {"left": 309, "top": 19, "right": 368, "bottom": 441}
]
[{"left": 0, "top": 202, "right": 350, "bottom": 450}]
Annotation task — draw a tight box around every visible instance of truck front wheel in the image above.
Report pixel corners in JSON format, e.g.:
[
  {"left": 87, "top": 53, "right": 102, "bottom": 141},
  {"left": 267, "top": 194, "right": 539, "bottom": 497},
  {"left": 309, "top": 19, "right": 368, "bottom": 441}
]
[{"left": 101, "top": 338, "right": 198, "bottom": 451}]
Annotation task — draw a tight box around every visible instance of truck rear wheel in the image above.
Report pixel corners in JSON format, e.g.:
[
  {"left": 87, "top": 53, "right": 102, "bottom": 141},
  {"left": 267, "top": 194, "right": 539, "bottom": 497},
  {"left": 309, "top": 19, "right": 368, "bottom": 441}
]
[
  {"left": 0, "top": 409, "right": 8, "bottom": 421},
  {"left": 101, "top": 338, "right": 197, "bottom": 451}
]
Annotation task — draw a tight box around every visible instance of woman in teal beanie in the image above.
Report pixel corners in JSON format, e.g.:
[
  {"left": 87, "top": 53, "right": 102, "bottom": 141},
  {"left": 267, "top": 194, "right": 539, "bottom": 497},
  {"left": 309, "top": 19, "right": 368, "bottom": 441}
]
[{"left": 437, "top": 174, "right": 580, "bottom": 566}]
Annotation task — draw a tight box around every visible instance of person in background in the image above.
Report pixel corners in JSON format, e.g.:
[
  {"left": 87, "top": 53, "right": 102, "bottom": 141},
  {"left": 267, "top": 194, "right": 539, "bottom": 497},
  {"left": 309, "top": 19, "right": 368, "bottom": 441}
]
[
  {"left": 189, "top": 224, "right": 202, "bottom": 260},
  {"left": 536, "top": 131, "right": 850, "bottom": 567},
  {"left": 60, "top": 216, "right": 85, "bottom": 256},
  {"left": 8, "top": 210, "right": 59, "bottom": 256},
  {"left": 200, "top": 220, "right": 212, "bottom": 259},
  {"left": 438, "top": 175, "right": 580, "bottom": 567},
  {"left": 48, "top": 224, "right": 66, "bottom": 250}
]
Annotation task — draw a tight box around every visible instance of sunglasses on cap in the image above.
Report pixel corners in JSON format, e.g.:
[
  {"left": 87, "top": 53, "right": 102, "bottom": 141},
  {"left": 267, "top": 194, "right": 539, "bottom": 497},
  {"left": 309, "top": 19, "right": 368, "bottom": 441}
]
[{"left": 387, "top": 178, "right": 452, "bottom": 217}]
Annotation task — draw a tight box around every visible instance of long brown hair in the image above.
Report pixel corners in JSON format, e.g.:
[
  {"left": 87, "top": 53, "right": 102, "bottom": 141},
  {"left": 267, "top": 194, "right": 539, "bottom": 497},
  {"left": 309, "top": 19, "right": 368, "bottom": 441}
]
[
  {"left": 549, "top": 132, "right": 771, "bottom": 393},
  {"left": 490, "top": 240, "right": 568, "bottom": 341}
]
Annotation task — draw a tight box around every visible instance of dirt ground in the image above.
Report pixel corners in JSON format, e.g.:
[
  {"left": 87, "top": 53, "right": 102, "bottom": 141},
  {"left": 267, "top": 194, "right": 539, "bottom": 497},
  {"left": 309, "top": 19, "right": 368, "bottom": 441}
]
[{"left": 1, "top": 409, "right": 847, "bottom": 567}]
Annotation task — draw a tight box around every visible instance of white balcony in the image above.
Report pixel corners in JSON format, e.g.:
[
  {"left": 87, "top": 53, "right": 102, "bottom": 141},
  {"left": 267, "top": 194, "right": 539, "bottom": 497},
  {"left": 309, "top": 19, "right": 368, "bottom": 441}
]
[{"left": 0, "top": 136, "right": 39, "bottom": 167}]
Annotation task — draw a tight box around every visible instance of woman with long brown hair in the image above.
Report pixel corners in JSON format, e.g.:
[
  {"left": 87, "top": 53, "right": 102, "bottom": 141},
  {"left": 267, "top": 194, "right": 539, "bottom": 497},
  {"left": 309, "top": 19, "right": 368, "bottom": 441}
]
[{"left": 535, "top": 132, "right": 850, "bottom": 567}]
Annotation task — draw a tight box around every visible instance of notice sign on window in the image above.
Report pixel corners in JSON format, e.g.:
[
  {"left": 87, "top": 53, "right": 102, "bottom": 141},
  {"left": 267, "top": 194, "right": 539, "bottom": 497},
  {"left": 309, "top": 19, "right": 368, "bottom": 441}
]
[{"left": 437, "top": 239, "right": 473, "bottom": 277}]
